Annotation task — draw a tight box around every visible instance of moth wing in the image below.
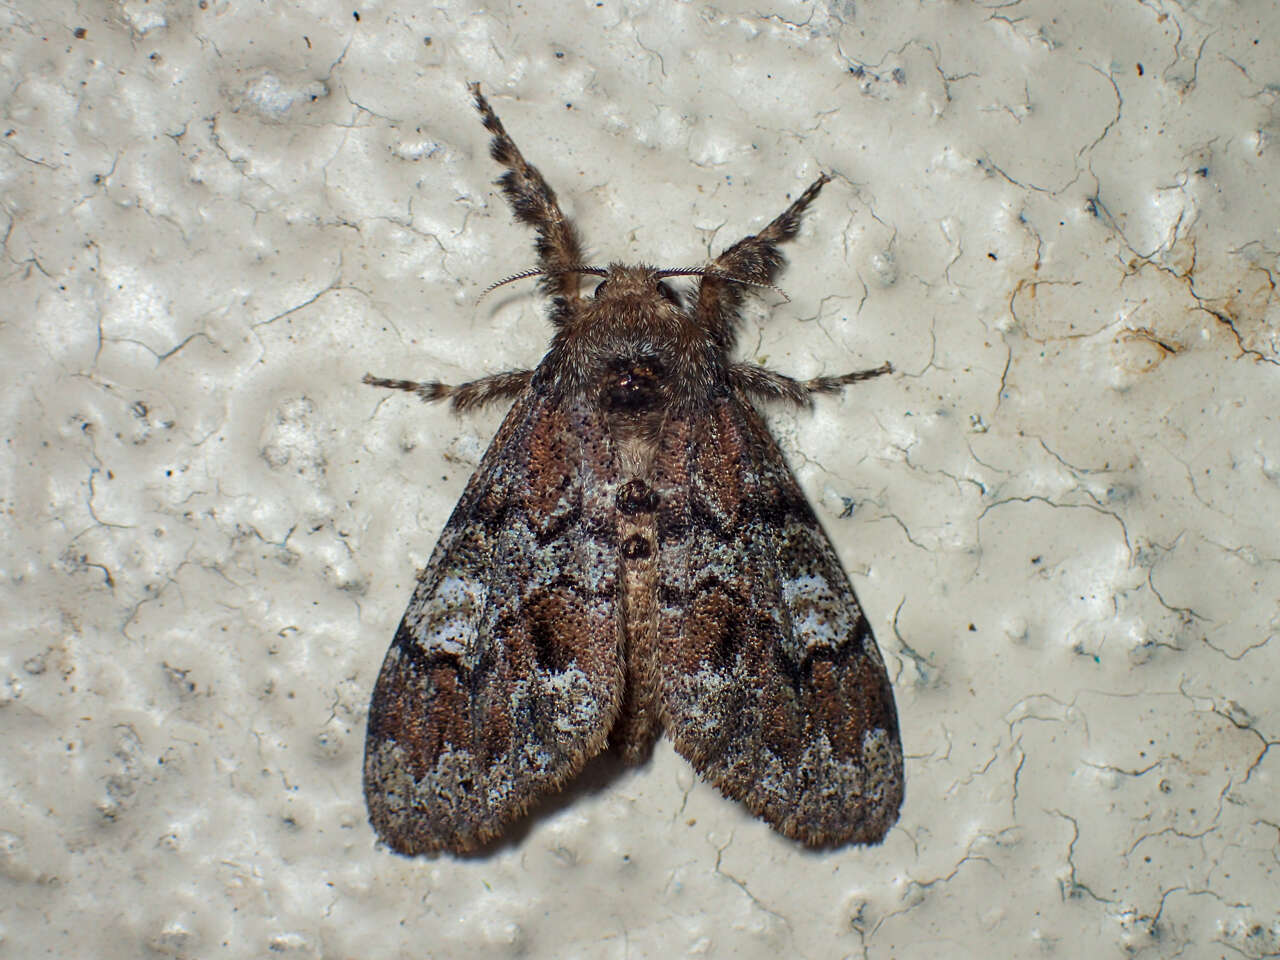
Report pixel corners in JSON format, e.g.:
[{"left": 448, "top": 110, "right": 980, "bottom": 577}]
[
  {"left": 364, "top": 389, "right": 622, "bottom": 855},
  {"left": 655, "top": 395, "right": 903, "bottom": 846}
]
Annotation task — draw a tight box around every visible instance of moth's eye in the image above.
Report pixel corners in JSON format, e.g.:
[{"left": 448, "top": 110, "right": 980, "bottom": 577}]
[
  {"left": 594, "top": 279, "right": 609, "bottom": 297},
  {"left": 656, "top": 281, "right": 679, "bottom": 305}
]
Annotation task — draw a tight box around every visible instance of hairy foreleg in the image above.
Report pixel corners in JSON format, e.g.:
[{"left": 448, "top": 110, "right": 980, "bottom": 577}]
[
  {"left": 363, "top": 369, "right": 534, "bottom": 412},
  {"left": 696, "top": 174, "right": 831, "bottom": 350},
  {"left": 729, "top": 360, "right": 892, "bottom": 407},
  {"left": 470, "top": 83, "right": 585, "bottom": 300}
]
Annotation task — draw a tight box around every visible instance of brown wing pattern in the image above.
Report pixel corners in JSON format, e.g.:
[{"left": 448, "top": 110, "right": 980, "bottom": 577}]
[
  {"left": 363, "top": 388, "right": 623, "bottom": 854},
  {"left": 654, "top": 394, "right": 903, "bottom": 846}
]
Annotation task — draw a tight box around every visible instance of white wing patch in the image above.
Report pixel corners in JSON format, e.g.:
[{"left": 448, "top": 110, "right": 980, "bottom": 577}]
[
  {"left": 406, "top": 574, "right": 487, "bottom": 657},
  {"left": 782, "top": 572, "right": 856, "bottom": 645}
]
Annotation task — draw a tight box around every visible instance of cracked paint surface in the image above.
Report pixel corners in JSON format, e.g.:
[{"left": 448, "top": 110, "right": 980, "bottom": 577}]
[{"left": 1, "top": 1, "right": 1276, "bottom": 958}]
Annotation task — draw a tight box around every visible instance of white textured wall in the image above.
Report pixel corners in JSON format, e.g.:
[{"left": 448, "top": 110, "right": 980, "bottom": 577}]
[{"left": 2, "top": 1, "right": 1277, "bottom": 957}]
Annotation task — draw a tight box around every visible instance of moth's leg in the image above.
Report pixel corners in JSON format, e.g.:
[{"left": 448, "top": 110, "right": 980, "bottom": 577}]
[
  {"left": 363, "top": 369, "right": 534, "bottom": 412},
  {"left": 696, "top": 174, "right": 831, "bottom": 348},
  {"left": 729, "top": 361, "right": 892, "bottom": 407},
  {"left": 470, "top": 83, "right": 585, "bottom": 301}
]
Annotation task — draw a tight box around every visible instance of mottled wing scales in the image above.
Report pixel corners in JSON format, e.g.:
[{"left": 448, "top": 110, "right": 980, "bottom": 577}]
[
  {"left": 364, "top": 389, "right": 622, "bottom": 855},
  {"left": 654, "top": 395, "right": 903, "bottom": 846}
]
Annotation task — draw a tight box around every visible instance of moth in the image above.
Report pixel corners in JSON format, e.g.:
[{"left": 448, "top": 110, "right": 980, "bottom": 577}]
[{"left": 362, "top": 83, "right": 904, "bottom": 855}]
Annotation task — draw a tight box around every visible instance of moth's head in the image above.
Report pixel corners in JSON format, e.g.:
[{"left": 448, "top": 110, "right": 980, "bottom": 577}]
[
  {"left": 569, "top": 265, "right": 693, "bottom": 362},
  {"left": 589, "top": 264, "right": 683, "bottom": 309}
]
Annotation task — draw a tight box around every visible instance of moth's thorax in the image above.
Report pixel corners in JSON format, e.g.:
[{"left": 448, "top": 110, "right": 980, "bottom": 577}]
[{"left": 542, "top": 264, "right": 723, "bottom": 413}]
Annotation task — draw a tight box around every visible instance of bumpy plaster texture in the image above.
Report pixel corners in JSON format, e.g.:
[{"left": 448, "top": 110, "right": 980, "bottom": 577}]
[{"left": 2, "top": 1, "right": 1277, "bottom": 957}]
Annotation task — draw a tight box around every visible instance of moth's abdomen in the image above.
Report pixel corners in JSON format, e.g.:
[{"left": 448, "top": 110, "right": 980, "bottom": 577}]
[{"left": 611, "top": 468, "right": 664, "bottom": 763}]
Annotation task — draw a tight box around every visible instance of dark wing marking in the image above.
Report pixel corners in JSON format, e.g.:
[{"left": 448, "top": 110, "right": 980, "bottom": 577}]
[
  {"left": 364, "top": 387, "right": 622, "bottom": 855},
  {"left": 654, "top": 394, "right": 903, "bottom": 846}
]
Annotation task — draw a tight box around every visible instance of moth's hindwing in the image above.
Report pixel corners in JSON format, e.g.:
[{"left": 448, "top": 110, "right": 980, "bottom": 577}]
[
  {"left": 363, "top": 389, "right": 623, "bottom": 855},
  {"left": 654, "top": 394, "right": 904, "bottom": 846}
]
